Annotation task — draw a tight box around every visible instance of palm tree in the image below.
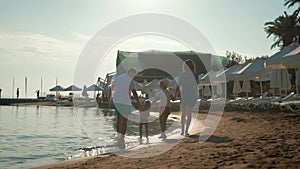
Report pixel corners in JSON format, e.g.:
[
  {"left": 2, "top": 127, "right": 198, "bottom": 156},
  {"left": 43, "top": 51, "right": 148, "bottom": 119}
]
[
  {"left": 284, "top": 0, "right": 300, "bottom": 8},
  {"left": 264, "top": 10, "right": 300, "bottom": 49}
]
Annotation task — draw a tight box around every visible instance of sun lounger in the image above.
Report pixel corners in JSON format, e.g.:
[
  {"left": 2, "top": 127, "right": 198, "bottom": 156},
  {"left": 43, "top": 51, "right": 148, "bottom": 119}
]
[
  {"left": 239, "top": 92, "right": 294, "bottom": 110},
  {"left": 250, "top": 97, "right": 281, "bottom": 110},
  {"left": 232, "top": 92, "right": 269, "bottom": 110},
  {"left": 236, "top": 98, "right": 259, "bottom": 109},
  {"left": 284, "top": 100, "right": 300, "bottom": 112},
  {"left": 273, "top": 100, "right": 300, "bottom": 112},
  {"left": 231, "top": 92, "right": 267, "bottom": 110},
  {"left": 272, "top": 92, "right": 297, "bottom": 110},
  {"left": 277, "top": 100, "right": 300, "bottom": 112},
  {"left": 227, "top": 97, "right": 250, "bottom": 108}
]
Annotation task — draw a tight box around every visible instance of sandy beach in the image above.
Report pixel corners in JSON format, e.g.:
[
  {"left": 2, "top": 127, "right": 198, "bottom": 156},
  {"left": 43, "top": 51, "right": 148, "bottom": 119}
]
[{"left": 34, "top": 110, "right": 300, "bottom": 169}]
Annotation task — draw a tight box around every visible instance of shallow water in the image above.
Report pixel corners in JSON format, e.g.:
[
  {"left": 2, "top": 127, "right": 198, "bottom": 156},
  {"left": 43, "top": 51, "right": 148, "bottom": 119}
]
[
  {"left": 0, "top": 105, "right": 179, "bottom": 169},
  {"left": 0, "top": 105, "right": 94, "bottom": 169}
]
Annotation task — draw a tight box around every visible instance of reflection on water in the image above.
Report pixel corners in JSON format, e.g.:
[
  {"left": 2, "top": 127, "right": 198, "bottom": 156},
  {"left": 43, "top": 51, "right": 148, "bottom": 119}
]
[
  {"left": 0, "top": 105, "right": 107, "bottom": 169},
  {"left": 0, "top": 105, "right": 179, "bottom": 169}
]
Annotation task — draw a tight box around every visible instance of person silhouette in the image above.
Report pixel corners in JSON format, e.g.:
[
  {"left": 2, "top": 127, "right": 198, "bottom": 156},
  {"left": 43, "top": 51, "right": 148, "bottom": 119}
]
[
  {"left": 174, "top": 59, "right": 199, "bottom": 136},
  {"left": 152, "top": 79, "right": 175, "bottom": 139},
  {"left": 108, "top": 67, "right": 142, "bottom": 146},
  {"left": 16, "top": 88, "right": 19, "bottom": 99},
  {"left": 139, "top": 100, "right": 151, "bottom": 143},
  {"left": 82, "top": 85, "right": 88, "bottom": 98},
  {"left": 36, "top": 90, "right": 40, "bottom": 99}
]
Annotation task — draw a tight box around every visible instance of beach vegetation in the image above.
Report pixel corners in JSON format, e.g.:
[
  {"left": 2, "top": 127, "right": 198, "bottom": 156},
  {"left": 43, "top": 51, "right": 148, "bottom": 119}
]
[
  {"left": 284, "top": 0, "right": 300, "bottom": 9},
  {"left": 225, "top": 51, "right": 245, "bottom": 68},
  {"left": 264, "top": 0, "right": 300, "bottom": 49}
]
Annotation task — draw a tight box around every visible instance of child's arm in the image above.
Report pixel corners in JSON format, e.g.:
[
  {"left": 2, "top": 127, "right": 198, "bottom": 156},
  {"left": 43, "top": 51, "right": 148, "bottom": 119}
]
[
  {"left": 173, "top": 85, "right": 180, "bottom": 99},
  {"left": 132, "top": 89, "right": 142, "bottom": 109}
]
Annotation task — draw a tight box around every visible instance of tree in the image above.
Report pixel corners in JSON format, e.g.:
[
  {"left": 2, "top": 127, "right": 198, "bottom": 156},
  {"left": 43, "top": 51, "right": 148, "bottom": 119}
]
[
  {"left": 244, "top": 56, "right": 254, "bottom": 63},
  {"left": 259, "top": 55, "right": 269, "bottom": 60},
  {"left": 264, "top": 10, "right": 300, "bottom": 49},
  {"left": 225, "top": 51, "right": 244, "bottom": 68},
  {"left": 284, "top": 0, "right": 300, "bottom": 9}
]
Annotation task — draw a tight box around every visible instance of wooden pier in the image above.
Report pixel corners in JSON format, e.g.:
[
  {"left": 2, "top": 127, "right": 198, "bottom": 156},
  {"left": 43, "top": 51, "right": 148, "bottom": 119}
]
[{"left": 0, "top": 98, "right": 44, "bottom": 105}]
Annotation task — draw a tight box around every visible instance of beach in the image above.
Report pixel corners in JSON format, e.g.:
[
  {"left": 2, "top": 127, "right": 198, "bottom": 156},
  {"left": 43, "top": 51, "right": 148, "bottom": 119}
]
[{"left": 35, "top": 110, "right": 300, "bottom": 169}]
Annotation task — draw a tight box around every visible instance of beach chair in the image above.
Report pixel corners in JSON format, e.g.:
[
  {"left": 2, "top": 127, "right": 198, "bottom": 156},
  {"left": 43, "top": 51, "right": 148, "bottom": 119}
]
[
  {"left": 284, "top": 100, "right": 300, "bottom": 112},
  {"left": 229, "top": 97, "right": 249, "bottom": 109},
  {"left": 226, "top": 97, "right": 243, "bottom": 108},
  {"left": 274, "top": 100, "right": 300, "bottom": 112},
  {"left": 235, "top": 97, "right": 258, "bottom": 110},
  {"left": 271, "top": 92, "right": 296, "bottom": 110},
  {"left": 237, "top": 92, "right": 269, "bottom": 110},
  {"left": 250, "top": 96, "right": 281, "bottom": 110}
]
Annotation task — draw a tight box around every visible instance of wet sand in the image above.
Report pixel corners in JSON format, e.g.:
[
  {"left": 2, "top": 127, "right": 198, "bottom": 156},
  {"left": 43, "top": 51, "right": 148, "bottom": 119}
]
[{"left": 34, "top": 111, "right": 300, "bottom": 169}]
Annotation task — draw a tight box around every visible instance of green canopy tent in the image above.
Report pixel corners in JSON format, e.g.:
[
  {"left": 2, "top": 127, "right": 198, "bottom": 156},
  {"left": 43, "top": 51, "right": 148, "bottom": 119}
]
[{"left": 116, "top": 50, "right": 226, "bottom": 82}]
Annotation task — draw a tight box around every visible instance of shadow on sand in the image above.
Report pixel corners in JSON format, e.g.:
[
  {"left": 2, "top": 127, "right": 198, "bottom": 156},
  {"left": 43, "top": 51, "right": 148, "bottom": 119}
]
[
  {"left": 188, "top": 134, "right": 233, "bottom": 143},
  {"left": 163, "top": 138, "right": 180, "bottom": 144}
]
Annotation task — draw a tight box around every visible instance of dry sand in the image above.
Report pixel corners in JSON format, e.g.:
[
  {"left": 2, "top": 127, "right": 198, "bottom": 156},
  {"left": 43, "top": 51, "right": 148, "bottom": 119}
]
[{"left": 34, "top": 111, "right": 300, "bottom": 169}]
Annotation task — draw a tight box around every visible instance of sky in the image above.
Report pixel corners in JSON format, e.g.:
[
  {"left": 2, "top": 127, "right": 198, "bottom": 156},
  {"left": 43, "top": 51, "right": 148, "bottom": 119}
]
[{"left": 0, "top": 0, "right": 296, "bottom": 98}]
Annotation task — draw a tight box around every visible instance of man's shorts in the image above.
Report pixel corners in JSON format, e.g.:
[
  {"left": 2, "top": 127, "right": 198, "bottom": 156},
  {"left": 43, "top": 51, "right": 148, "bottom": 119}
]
[{"left": 114, "top": 103, "right": 132, "bottom": 116}]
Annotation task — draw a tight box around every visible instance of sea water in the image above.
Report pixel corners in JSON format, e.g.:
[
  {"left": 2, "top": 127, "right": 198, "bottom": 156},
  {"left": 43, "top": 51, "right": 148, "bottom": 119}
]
[
  {"left": 0, "top": 105, "right": 180, "bottom": 169},
  {"left": 0, "top": 105, "right": 95, "bottom": 169}
]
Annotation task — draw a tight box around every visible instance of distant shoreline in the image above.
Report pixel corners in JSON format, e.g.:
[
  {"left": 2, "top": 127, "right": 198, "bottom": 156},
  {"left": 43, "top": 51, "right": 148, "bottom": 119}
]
[{"left": 0, "top": 98, "right": 74, "bottom": 107}]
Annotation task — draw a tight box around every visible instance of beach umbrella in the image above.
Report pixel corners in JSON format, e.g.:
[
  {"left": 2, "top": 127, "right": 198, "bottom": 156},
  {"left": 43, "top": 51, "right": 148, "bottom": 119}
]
[
  {"left": 65, "top": 85, "right": 82, "bottom": 91},
  {"left": 242, "top": 79, "right": 251, "bottom": 99},
  {"left": 49, "top": 85, "right": 64, "bottom": 100},
  {"left": 281, "top": 69, "right": 291, "bottom": 90},
  {"left": 86, "top": 84, "right": 103, "bottom": 91},
  {"left": 49, "top": 85, "right": 65, "bottom": 91},
  {"left": 86, "top": 84, "right": 103, "bottom": 98},
  {"left": 270, "top": 69, "right": 280, "bottom": 89},
  {"left": 270, "top": 69, "right": 291, "bottom": 95},
  {"left": 242, "top": 79, "right": 251, "bottom": 92},
  {"left": 232, "top": 80, "right": 242, "bottom": 95}
]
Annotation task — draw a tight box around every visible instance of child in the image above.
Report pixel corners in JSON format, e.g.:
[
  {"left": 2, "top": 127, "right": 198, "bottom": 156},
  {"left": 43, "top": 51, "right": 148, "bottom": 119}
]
[
  {"left": 139, "top": 100, "right": 151, "bottom": 143},
  {"left": 153, "top": 79, "right": 174, "bottom": 139}
]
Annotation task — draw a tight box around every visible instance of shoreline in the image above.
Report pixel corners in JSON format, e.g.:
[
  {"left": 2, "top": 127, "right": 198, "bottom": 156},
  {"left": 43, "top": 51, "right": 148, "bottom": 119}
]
[
  {"left": 33, "top": 110, "right": 300, "bottom": 169},
  {"left": 33, "top": 111, "right": 205, "bottom": 169}
]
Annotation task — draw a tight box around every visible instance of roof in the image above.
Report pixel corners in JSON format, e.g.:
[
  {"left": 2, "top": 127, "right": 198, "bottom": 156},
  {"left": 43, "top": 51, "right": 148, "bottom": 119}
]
[
  {"left": 233, "top": 58, "right": 267, "bottom": 80},
  {"left": 116, "top": 50, "right": 227, "bottom": 82},
  {"left": 266, "top": 42, "right": 299, "bottom": 69}
]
